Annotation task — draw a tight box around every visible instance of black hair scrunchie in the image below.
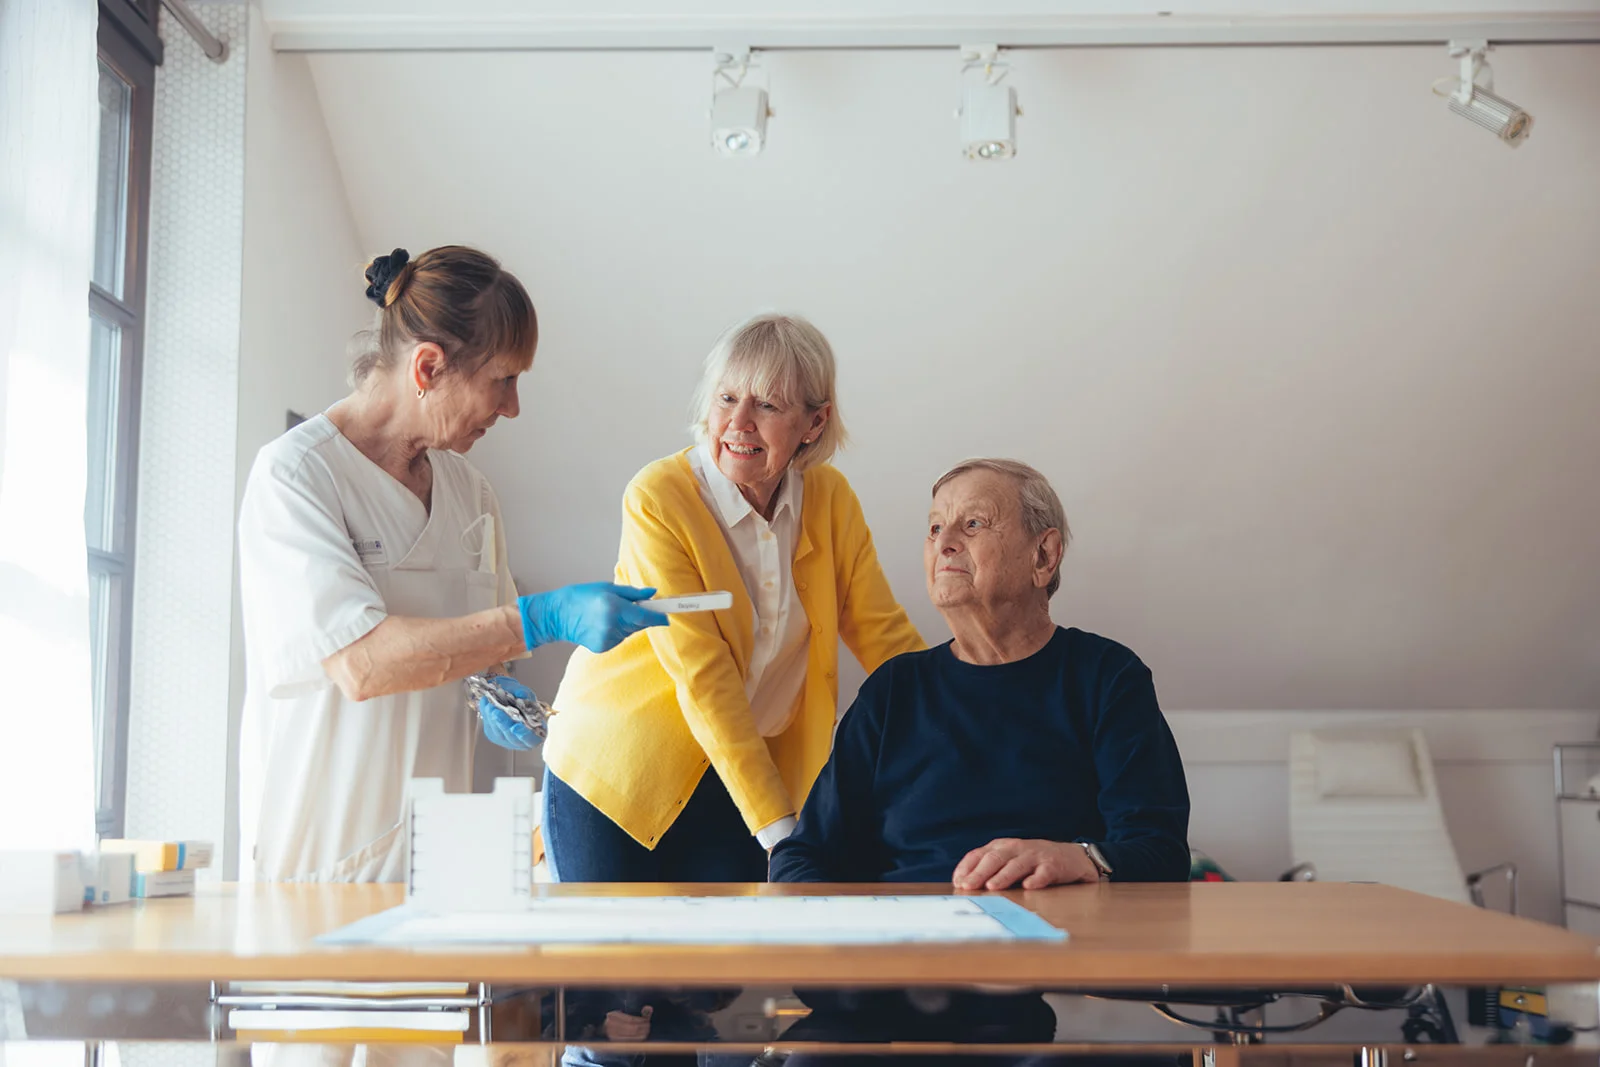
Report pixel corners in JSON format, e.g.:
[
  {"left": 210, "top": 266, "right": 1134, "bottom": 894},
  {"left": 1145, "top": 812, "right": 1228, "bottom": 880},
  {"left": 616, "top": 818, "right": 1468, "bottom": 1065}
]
[{"left": 363, "top": 247, "right": 411, "bottom": 307}]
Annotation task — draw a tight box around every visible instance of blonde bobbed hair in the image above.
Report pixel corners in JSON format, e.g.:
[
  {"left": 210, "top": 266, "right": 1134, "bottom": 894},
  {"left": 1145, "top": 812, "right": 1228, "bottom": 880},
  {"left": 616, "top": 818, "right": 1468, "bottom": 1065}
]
[{"left": 688, "top": 313, "right": 847, "bottom": 471}]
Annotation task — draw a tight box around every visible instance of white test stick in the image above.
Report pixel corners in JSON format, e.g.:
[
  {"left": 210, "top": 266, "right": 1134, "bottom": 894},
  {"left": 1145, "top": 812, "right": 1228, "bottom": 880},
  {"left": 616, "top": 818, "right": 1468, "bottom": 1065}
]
[{"left": 642, "top": 591, "right": 734, "bottom": 614}]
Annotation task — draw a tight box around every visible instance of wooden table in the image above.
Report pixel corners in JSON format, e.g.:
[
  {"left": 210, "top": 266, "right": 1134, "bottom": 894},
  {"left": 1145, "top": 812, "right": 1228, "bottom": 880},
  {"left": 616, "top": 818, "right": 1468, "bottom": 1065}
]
[
  {"left": 2, "top": 881, "right": 1597, "bottom": 988},
  {"left": 3, "top": 881, "right": 1598, "bottom": 1062}
]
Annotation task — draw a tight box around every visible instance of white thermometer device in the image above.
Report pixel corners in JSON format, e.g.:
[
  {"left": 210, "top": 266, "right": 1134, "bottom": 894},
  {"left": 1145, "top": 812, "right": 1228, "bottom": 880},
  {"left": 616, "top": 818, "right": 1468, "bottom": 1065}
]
[{"left": 642, "top": 591, "right": 734, "bottom": 614}]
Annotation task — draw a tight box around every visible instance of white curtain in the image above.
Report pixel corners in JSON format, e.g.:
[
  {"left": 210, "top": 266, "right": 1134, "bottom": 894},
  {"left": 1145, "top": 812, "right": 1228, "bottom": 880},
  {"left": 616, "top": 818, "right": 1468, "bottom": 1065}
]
[{"left": 0, "top": 0, "right": 100, "bottom": 852}]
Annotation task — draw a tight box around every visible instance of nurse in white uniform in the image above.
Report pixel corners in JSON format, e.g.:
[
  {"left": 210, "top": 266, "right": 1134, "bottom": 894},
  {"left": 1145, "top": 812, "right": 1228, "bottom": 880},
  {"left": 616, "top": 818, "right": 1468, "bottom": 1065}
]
[{"left": 237, "top": 244, "right": 664, "bottom": 884}]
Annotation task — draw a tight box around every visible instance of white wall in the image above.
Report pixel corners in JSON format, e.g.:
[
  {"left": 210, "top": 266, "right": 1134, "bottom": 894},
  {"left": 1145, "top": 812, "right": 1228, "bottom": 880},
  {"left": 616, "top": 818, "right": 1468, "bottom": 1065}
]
[
  {"left": 1173, "top": 709, "right": 1600, "bottom": 924},
  {"left": 226, "top": 0, "right": 369, "bottom": 876},
  {"left": 305, "top": 43, "right": 1600, "bottom": 713},
  {"left": 123, "top": 0, "right": 364, "bottom": 882},
  {"left": 125, "top": 1, "right": 249, "bottom": 876},
  {"left": 235, "top": 3, "right": 364, "bottom": 498},
  {"left": 293, "top": 43, "right": 1599, "bottom": 903}
]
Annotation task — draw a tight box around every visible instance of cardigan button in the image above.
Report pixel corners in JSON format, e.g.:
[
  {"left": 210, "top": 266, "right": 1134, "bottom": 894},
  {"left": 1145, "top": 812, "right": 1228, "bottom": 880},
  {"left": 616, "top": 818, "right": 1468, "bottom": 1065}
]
[{"left": 796, "top": 581, "right": 807, "bottom": 591}]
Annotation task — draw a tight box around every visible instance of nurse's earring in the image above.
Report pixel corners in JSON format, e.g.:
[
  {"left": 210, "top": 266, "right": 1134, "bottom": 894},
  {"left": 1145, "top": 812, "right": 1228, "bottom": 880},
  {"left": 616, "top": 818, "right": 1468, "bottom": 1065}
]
[{"left": 417, "top": 387, "right": 426, "bottom": 400}]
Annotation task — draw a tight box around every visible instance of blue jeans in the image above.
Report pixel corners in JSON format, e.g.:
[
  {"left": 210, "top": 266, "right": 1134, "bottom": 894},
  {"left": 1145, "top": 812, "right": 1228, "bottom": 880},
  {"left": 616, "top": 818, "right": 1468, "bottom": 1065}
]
[
  {"left": 543, "top": 767, "right": 767, "bottom": 883},
  {"left": 544, "top": 768, "right": 765, "bottom": 1067}
]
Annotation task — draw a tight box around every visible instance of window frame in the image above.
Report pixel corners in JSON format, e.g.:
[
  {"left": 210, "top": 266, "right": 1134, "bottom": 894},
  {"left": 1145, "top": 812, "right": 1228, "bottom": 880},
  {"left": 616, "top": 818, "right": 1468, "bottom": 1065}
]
[{"left": 91, "top": 3, "right": 158, "bottom": 839}]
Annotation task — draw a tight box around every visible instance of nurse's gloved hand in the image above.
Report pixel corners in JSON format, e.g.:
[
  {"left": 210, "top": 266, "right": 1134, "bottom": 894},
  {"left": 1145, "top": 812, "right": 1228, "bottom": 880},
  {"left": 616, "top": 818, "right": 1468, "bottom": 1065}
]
[
  {"left": 478, "top": 675, "right": 538, "bottom": 751},
  {"left": 516, "top": 583, "right": 667, "bottom": 654}
]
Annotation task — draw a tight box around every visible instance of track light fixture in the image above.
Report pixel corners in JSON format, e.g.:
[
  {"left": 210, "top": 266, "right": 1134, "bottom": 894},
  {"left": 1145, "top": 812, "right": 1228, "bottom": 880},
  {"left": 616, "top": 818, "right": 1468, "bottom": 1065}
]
[
  {"left": 1437, "top": 40, "right": 1533, "bottom": 148},
  {"left": 710, "top": 46, "right": 769, "bottom": 157},
  {"left": 957, "top": 44, "right": 1020, "bottom": 161}
]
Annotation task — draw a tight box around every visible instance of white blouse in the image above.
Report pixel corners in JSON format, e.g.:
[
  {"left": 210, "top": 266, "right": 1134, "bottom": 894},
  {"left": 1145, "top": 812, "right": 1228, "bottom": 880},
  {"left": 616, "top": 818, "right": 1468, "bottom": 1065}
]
[{"left": 688, "top": 445, "right": 810, "bottom": 847}]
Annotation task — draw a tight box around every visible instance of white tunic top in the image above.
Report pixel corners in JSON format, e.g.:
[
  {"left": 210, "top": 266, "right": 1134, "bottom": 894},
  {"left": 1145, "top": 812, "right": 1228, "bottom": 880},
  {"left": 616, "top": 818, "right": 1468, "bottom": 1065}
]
[
  {"left": 688, "top": 445, "right": 809, "bottom": 847},
  {"left": 236, "top": 415, "right": 515, "bottom": 883}
]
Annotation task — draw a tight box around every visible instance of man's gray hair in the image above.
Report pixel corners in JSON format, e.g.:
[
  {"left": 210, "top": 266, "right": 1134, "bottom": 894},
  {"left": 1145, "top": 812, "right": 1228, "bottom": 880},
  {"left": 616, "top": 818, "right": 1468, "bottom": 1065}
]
[{"left": 931, "top": 458, "right": 1071, "bottom": 598}]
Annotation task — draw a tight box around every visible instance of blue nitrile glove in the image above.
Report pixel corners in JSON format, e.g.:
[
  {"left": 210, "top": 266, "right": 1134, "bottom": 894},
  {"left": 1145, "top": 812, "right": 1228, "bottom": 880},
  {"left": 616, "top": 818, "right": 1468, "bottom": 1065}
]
[
  {"left": 516, "top": 583, "right": 667, "bottom": 653},
  {"left": 478, "top": 675, "right": 538, "bottom": 751}
]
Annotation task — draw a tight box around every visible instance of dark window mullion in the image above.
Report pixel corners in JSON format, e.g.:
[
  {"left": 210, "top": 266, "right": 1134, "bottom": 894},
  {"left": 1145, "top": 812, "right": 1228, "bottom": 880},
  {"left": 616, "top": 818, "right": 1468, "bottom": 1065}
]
[
  {"left": 90, "top": 285, "right": 138, "bottom": 328},
  {"left": 92, "top": 1, "right": 156, "bottom": 846},
  {"left": 98, "top": 0, "right": 162, "bottom": 73}
]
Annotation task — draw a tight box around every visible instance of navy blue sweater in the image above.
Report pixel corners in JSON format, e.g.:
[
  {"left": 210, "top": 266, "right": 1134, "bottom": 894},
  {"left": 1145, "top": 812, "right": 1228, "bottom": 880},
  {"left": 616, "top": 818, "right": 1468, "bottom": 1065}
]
[{"left": 770, "top": 627, "right": 1191, "bottom": 884}]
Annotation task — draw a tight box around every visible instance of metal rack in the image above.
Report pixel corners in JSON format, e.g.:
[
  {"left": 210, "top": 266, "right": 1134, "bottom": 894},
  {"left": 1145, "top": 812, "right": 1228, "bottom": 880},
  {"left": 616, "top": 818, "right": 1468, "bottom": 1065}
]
[{"left": 1553, "top": 742, "right": 1600, "bottom": 932}]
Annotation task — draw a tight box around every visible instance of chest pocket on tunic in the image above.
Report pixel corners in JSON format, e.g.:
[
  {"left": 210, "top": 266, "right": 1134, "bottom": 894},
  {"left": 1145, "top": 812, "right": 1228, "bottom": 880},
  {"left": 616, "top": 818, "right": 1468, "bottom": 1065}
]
[{"left": 460, "top": 510, "right": 502, "bottom": 615}]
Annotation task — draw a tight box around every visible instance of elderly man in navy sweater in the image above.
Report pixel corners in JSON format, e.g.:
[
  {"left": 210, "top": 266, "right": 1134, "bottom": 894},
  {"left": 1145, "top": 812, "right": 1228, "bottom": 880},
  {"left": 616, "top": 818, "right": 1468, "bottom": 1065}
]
[{"left": 769, "top": 458, "right": 1189, "bottom": 1059}]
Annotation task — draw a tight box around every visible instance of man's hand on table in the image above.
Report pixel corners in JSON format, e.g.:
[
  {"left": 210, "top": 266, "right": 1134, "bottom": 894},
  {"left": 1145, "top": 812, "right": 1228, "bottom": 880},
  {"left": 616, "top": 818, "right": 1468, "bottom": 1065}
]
[
  {"left": 952, "top": 838, "right": 1101, "bottom": 892},
  {"left": 603, "top": 1005, "right": 652, "bottom": 1041}
]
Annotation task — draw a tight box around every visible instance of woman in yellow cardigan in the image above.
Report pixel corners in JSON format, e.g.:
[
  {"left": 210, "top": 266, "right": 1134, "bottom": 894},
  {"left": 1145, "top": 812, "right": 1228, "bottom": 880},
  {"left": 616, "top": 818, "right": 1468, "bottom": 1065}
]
[{"left": 543, "top": 313, "right": 925, "bottom": 884}]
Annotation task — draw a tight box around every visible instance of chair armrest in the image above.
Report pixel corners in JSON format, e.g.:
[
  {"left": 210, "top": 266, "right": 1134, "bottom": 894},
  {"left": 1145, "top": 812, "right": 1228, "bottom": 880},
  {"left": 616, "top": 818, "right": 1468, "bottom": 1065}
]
[
  {"left": 1280, "top": 862, "right": 1317, "bottom": 882},
  {"left": 1466, "top": 861, "right": 1518, "bottom": 914}
]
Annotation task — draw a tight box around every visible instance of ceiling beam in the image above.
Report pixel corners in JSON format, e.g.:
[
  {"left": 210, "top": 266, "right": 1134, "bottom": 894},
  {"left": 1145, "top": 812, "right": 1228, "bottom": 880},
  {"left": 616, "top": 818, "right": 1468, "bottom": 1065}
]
[{"left": 270, "top": 13, "right": 1600, "bottom": 52}]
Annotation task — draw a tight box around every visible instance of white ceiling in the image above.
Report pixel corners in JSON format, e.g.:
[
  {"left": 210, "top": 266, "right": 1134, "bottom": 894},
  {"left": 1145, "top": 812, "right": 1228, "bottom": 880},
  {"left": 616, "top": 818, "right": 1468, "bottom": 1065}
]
[
  {"left": 259, "top": 1, "right": 1600, "bottom": 51},
  {"left": 298, "top": 38, "right": 1600, "bottom": 711},
  {"left": 260, "top": 1, "right": 1600, "bottom": 16}
]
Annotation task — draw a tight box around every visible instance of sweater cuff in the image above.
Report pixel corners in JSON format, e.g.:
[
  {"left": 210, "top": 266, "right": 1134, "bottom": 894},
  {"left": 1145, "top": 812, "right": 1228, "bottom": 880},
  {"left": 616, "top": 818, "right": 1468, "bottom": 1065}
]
[{"left": 756, "top": 816, "right": 798, "bottom": 850}]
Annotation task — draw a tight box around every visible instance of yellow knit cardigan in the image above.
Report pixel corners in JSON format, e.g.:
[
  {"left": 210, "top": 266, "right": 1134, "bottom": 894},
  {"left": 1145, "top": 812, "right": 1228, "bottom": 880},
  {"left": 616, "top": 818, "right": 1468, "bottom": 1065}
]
[{"left": 544, "top": 449, "right": 926, "bottom": 848}]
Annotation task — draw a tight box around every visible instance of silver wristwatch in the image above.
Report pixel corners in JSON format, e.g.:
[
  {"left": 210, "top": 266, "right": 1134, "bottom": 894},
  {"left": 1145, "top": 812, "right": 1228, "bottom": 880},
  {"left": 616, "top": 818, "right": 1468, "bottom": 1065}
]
[{"left": 1082, "top": 842, "right": 1113, "bottom": 879}]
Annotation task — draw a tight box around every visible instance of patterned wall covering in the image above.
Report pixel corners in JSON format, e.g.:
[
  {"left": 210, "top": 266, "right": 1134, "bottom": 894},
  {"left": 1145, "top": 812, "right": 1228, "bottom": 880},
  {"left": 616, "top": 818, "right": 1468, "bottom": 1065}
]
[{"left": 124, "top": 2, "right": 247, "bottom": 894}]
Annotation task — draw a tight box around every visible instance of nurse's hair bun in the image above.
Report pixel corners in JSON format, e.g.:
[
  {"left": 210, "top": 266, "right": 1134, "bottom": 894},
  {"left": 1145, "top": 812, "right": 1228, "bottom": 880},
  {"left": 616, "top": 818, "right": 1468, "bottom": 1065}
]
[
  {"left": 363, "top": 247, "right": 412, "bottom": 308},
  {"left": 347, "top": 245, "right": 537, "bottom": 388}
]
